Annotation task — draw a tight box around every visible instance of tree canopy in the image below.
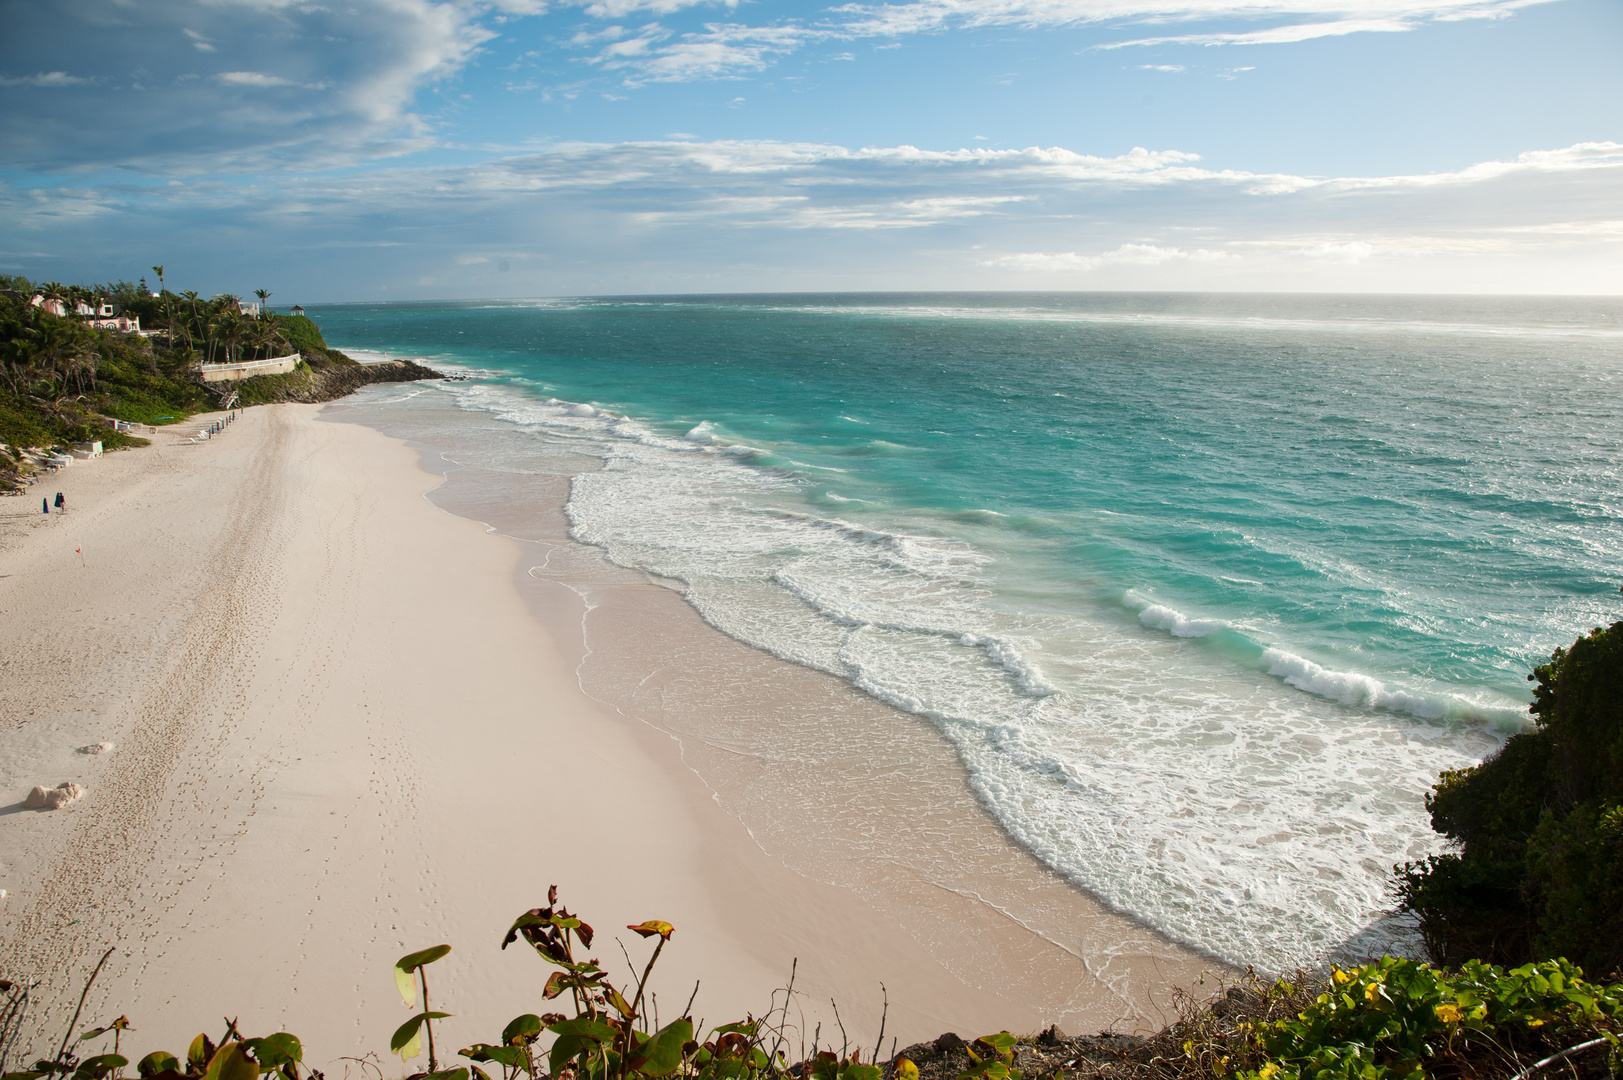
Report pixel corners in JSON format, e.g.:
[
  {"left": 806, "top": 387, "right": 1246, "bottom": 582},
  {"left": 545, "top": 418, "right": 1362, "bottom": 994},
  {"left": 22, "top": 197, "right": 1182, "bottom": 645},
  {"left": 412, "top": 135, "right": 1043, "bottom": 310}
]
[{"left": 1399, "top": 605, "right": 1623, "bottom": 975}]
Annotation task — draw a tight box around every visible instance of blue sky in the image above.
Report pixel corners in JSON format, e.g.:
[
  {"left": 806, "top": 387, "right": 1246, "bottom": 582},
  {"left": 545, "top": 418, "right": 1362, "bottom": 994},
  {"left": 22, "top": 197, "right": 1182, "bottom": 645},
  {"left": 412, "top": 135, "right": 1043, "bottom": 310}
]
[{"left": 1, "top": 0, "right": 1619, "bottom": 299}]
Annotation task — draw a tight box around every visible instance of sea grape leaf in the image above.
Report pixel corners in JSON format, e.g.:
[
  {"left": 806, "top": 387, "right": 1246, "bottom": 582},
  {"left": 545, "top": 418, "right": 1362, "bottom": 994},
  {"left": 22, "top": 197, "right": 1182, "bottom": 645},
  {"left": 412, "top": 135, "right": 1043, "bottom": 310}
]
[
  {"left": 203, "top": 1044, "right": 256, "bottom": 1080},
  {"left": 394, "top": 945, "right": 451, "bottom": 1006},
  {"left": 188, "top": 1036, "right": 215, "bottom": 1070},
  {"left": 502, "top": 1015, "right": 544, "bottom": 1045},
  {"left": 460, "top": 1047, "right": 526, "bottom": 1071},
  {"left": 546, "top": 1019, "right": 618, "bottom": 1077},
  {"left": 395, "top": 966, "right": 417, "bottom": 1009},
  {"left": 138, "top": 1053, "right": 180, "bottom": 1079},
  {"left": 975, "top": 1035, "right": 1018, "bottom": 1057},
  {"left": 424, "top": 1069, "right": 469, "bottom": 1080},
  {"left": 71, "top": 1055, "right": 128, "bottom": 1080},
  {"left": 392, "top": 1018, "right": 426, "bottom": 1061},
  {"left": 627, "top": 922, "right": 674, "bottom": 942},
  {"left": 245, "top": 1035, "right": 301, "bottom": 1069},
  {"left": 628, "top": 1019, "right": 693, "bottom": 1077},
  {"left": 398, "top": 945, "right": 453, "bottom": 973},
  {"left": 895, "top": 1059, "right": 919, "bottom": 1080}
]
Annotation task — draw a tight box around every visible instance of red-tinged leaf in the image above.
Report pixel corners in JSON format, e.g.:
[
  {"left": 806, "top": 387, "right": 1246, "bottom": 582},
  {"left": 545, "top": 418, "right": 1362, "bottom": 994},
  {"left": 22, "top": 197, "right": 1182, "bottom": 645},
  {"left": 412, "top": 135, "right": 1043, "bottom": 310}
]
[
  {"left": 543, "top": 972, "right": 570, "bottom": 1000},
  {"left": 627, "top": 922, "right": 674, "bottom": 941},
  {"left": 606, "top": 989, "right": 636, "bottom": 1021},
  {"left": 575, "top": 920, "right": 594, "bottom": 948}
]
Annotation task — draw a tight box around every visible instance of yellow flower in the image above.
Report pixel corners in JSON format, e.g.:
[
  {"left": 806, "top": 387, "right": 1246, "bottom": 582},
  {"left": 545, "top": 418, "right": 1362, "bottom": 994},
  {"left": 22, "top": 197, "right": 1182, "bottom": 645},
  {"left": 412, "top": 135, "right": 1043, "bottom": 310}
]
[
  {"left": 1365, "top": 983, "right": 1381, "bottom": 1003},
  {"left": 1434, "top": 1004, "right": 1462, "bottom": 1024},
  {"left": 1333, "top": 969, "right": 1351, "bottom": 984},
  {"left": 1258, "top": 1062, "right": 1280, "bottom": 1078},
  {"left": 1527, "top": 1019, "right": 1545, "bottom": 1028}
]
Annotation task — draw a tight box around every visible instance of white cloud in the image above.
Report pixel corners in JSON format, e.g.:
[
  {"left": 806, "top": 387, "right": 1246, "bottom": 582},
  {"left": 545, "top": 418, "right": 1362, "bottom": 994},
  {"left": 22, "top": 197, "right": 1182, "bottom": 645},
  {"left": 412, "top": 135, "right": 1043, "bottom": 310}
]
[
  {"left": 1101, "top": 16, "right": 1414, "bottom": 47},
  {"left": 584, "top": 22, "right": 816, "bottom": 83},
  {"left": 0, "top": 71, "right": 91, "bottom": 87},
  {"left": 827, "top": 0, "right": 1559, "bottom": 38},
  {"left": 0, "top": 0, "right": 493, "bottom": 172},
  {"left": 215, "top": 71, "right": 299, "bottom": 88},
  {"left": 4, "top": 137, "right": 1618, "bottom": 295},
  {"left": 1299, "top": 240, "right": 1374, "bottom": 261},
  {"left": 987, "top": 242, "right": 1234, "bottom": 269},
  {"left": 579, "top": 0, "right": 731, "bottom": 15}
]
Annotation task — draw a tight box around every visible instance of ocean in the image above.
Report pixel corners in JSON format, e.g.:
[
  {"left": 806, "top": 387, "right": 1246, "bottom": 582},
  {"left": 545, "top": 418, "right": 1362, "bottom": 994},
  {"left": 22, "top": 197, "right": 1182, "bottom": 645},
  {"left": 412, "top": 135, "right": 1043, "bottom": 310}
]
[{"left": 314, "top": 292, "right": 1623, "bottom": 971}]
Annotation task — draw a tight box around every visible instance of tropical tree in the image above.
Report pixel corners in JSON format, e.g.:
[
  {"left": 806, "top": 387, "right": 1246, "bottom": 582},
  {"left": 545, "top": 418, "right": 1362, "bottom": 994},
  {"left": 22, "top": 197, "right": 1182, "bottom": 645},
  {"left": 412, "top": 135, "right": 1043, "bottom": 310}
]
[
  {"left": 254, "top": 288, "right": 272, "bottom": 317},
  {"left": 23, "top": 317, "right": 96, "bottom": 401}
]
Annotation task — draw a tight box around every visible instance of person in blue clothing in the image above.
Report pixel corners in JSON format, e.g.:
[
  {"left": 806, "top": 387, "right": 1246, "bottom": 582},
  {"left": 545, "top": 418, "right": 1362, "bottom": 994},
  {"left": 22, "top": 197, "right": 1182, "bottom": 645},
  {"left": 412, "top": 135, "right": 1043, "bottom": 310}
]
[
  {"left": 54, "top": 492, "right": 65, "bottom": 513},
  {"left": 43, "top": 497, "right": 48, "bottom": 514}
]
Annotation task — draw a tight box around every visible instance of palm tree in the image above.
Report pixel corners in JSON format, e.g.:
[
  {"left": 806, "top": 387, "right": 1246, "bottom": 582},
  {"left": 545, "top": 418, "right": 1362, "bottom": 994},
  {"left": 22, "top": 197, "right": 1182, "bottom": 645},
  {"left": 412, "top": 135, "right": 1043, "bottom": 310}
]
[
  {"left": 179, "top": 290, "right": 200, "bottom": 351},
  {"left": 25, "top": 318, "right": 95, "bottom": 401},
  {"left": 151, "top": 265, "right": 165, "bottom": 294},
  {"left": 254, "top": 288, "right": 271, "bottom": 318}
]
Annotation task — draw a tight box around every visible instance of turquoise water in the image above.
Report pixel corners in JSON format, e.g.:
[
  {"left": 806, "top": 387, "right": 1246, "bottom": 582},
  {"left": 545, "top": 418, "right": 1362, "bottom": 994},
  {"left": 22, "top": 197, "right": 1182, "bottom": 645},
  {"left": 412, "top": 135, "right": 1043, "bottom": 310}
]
[{"left": 316, "top": 292, "right": 1623, "bottom": 967}]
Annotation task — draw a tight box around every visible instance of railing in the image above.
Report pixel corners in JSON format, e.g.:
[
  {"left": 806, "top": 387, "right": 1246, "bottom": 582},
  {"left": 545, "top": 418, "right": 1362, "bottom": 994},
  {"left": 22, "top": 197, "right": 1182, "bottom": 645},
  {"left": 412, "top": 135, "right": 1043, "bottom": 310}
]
[{"left": 197, "top": 353, "right": 301, "bottom": 382}]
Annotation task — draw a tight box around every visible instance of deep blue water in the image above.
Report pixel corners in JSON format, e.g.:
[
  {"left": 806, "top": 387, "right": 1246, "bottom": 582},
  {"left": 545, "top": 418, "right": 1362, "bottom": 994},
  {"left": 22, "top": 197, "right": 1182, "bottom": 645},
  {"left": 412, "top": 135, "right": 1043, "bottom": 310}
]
[{"left": 312, "top": 292, "right": 1623, "bottom": 966}]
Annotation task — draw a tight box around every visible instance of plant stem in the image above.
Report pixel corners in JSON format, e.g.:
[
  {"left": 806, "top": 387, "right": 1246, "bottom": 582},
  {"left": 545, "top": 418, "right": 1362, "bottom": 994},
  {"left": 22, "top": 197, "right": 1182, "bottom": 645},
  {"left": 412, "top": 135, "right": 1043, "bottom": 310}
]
[
  {"left": 629, "top": 939, "right": 665, "bottom": 1030},
  {"left": 57, "top": 948, "right": 115, "bottom": 1065},
  {"left": 421, "top": 968, "right": 438, "bottom": 1073}
]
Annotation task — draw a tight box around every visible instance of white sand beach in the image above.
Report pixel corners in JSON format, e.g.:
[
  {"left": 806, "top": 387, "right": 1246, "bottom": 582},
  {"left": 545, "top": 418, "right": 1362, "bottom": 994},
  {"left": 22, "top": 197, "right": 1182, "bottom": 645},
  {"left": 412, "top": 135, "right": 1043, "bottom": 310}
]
[{"left": 0, "top": 403, "right": 1222, "bottom": 1070}]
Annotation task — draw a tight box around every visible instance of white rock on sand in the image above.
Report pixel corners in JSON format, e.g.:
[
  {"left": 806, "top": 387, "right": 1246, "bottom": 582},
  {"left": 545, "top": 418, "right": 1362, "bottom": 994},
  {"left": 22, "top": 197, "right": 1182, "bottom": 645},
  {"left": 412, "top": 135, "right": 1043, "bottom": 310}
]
[
  {"left": 77, "top": 742, "right": 115, "bottom": 754},
  {"left": 23, "top": 782, "right": 83, "bottom": 810}
]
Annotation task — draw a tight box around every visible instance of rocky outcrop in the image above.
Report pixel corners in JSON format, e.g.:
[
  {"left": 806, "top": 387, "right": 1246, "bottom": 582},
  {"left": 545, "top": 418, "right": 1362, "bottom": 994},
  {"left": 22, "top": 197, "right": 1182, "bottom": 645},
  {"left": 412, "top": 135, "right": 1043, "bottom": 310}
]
[{"left": 223, "top": 358, "right": 443, "bottom": 406}]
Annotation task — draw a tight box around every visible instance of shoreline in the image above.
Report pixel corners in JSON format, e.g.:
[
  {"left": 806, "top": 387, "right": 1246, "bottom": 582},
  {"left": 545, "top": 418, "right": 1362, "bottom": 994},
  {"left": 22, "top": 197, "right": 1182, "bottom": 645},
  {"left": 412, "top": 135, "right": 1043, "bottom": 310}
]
[{"left": 0, "top": 399, "right": 1223, "bottom": 1070}]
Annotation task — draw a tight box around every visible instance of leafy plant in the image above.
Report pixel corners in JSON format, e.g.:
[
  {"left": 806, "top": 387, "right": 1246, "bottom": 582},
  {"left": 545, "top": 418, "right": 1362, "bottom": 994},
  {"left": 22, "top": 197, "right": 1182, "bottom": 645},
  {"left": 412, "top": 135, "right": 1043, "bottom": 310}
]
[
  {"left": 391, "top": 945, "right": 462, "bottom": 1080},
  {"left": 1397, "top": 611, "right": 1623, "bottom": 971},
  {"left": 1235, "top": 956, "right": 1623, "bottom": 1080}
]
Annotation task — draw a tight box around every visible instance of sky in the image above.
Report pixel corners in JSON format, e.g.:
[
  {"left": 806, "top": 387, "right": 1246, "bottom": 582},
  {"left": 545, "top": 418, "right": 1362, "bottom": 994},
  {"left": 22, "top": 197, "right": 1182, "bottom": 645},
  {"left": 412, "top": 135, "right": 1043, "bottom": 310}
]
[{"left": 0, "top": 0, "right": 1619, "bottom": 299}]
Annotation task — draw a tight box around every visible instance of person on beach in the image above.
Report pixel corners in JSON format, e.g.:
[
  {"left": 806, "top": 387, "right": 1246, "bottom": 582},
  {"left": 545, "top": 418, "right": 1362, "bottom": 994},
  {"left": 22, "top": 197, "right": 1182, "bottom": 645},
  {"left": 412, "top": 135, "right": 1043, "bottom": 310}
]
[
  {"left": 43, "top": 497, "right": 48, "bottom": 514},
  {"left": 54, "top": 492, "right": 65, "bottom": 513}
]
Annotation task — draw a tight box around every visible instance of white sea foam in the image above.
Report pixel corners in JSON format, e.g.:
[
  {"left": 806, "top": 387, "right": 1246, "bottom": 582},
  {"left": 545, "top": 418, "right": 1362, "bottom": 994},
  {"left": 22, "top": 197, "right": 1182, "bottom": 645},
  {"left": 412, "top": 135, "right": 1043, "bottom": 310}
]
[
  {"left": 424, "top": 375, "right": 1503, "bottom": 971},
  {"left": 1137, "top": 603, "right": 1229, "bottom": 638},
  {"left": 1128, "top": 594, "right": 1529, "bottom": 728}
]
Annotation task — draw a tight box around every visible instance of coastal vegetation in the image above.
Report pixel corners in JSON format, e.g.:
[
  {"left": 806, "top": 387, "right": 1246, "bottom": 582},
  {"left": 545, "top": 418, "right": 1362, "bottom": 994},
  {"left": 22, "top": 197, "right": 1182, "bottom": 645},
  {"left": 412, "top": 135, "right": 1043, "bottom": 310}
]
[
  {"left": 1396, "top": 611, "right": 1623, "bottom": 974},
  {"left": 0, "top": 274, "right": 435, "bottom": 488},
  {"left": 3, "top": 884, "right": 1620, "bottom": 1080}
]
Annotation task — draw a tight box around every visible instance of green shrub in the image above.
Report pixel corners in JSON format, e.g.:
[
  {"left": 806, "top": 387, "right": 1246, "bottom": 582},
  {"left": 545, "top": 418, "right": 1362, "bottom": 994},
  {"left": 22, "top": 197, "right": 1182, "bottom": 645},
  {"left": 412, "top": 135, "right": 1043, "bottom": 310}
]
[
  {"left": 1237, "top": 956, "right": 1622, "bottom": 1080},
  {"left": 1398, "top": 614, "right": 1623, "bottom": 973},
  {"left": 273, "top": 315, "right": 329, "bottom": 358}
]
